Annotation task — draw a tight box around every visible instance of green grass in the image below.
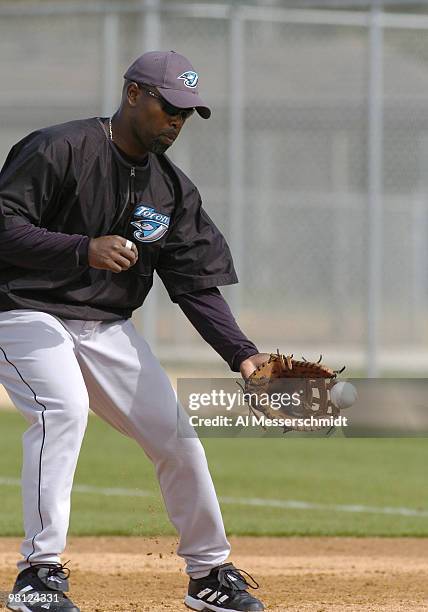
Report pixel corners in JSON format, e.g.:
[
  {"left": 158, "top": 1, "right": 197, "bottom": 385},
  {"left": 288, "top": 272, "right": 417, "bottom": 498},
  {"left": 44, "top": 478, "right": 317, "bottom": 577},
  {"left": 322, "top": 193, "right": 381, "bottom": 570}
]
[{"left": 0, "top": 411, "right": 427, "bottom": 537}]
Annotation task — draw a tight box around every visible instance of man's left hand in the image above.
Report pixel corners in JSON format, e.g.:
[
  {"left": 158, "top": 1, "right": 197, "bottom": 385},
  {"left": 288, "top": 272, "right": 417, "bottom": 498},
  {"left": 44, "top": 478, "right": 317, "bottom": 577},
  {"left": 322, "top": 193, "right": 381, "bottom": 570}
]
[{"left": 239, "top": 353, "right": 270, "bottom": 380}]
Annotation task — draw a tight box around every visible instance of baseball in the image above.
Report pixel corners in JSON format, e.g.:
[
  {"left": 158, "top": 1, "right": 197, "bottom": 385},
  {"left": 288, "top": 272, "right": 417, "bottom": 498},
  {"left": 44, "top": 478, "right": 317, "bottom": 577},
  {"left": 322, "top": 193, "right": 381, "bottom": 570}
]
[
  {"left": 330, "top": 381, "right": 358, "bottom": 409},
  {"left": 125, "top": 239, "right": 134, "bottom": 250}
]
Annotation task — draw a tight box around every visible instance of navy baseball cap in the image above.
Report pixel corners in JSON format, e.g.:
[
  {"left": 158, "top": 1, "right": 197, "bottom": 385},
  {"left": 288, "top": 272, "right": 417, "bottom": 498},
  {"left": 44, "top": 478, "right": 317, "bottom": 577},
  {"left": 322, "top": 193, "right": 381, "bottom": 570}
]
[{"left": 124, "top": 50, "right": 211, "bottom": 119}]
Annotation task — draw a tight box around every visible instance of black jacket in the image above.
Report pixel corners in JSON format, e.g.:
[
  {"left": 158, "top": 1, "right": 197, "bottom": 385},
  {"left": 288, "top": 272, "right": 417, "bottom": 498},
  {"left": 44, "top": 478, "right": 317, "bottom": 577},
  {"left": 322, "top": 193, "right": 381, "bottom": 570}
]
[{"left": 0, "top": 118, "right": 237, "bottom": 320}]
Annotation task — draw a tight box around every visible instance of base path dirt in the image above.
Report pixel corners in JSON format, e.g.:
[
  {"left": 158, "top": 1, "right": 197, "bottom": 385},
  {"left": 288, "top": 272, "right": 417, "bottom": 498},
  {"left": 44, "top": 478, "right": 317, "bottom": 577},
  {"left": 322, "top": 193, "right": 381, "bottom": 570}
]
[{"left": 0, "top": 537, "right": 427, "bottom": 611}]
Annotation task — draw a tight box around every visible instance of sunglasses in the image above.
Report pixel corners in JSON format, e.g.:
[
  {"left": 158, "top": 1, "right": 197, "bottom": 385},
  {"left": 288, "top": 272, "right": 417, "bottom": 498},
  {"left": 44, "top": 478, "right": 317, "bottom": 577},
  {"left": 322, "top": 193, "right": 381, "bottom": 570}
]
[{"left": 138, "top": 84, "right": 195, "bottom": 120}]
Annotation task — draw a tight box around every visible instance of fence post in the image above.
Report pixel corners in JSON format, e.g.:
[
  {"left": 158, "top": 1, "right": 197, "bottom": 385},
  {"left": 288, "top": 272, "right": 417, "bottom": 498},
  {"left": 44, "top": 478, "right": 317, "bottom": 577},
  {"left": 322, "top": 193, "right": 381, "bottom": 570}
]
[
  {"left": 367, "top": 0, "right": 384, "bottom": 376},
  {"left": 102, "top": 12, "right": 120, "bottom": 117},
  {"left": 138, "top": 0, "right": 162, "bottom": 350},
  {"left": 332, "top": 130, "right": 350, "bottom": 338},
  {"left": 228, "top": 7, "right": 244, "bottom": 316},
  {"left": 142, "top": 0, "right": 161, "bottom": 52},
  {"left": 412, "top": 194, "right": 427, "bottom": 340}
]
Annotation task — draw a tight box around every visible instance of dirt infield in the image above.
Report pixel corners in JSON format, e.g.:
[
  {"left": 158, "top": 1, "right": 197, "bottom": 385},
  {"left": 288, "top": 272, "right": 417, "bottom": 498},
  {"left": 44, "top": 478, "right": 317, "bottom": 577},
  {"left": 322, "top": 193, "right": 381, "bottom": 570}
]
[{"left": 0, "top": 537, "right": 427, "bottom": 611}]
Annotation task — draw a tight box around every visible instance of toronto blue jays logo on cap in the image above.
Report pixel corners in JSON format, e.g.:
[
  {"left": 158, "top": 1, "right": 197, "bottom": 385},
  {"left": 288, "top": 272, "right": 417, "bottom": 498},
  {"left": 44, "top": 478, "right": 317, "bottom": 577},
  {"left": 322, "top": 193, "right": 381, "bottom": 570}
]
[
  {"left": 177, "top": 70, "right": 198, "bottom": 88},
  {"left": 131, "top": 205, "right": 170, "bottom": 243}
]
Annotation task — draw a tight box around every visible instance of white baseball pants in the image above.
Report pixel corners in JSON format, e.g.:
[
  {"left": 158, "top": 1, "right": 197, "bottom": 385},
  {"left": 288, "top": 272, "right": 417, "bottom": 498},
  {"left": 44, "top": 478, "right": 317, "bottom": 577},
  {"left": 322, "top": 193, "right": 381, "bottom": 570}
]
[{"left": 0, "top": 310, "right": 230, "bottom": 577}]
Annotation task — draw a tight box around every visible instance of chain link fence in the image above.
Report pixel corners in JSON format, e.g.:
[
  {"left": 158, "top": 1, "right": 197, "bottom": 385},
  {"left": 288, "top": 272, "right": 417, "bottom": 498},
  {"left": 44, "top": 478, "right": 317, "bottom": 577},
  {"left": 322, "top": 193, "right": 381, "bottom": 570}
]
[{"left": 1, "top": 1, "right": 428, "bottom": 373}]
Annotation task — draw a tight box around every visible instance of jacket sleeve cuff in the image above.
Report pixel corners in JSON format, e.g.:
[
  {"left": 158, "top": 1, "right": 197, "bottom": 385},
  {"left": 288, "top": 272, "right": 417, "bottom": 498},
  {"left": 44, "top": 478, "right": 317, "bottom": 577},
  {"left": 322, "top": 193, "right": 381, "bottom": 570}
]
[
  {"left": 231, "top": 347, "right": 259, "bottom": 373},
  {"left": 76, "top": 236, "right": 90, "bottom": 267}
]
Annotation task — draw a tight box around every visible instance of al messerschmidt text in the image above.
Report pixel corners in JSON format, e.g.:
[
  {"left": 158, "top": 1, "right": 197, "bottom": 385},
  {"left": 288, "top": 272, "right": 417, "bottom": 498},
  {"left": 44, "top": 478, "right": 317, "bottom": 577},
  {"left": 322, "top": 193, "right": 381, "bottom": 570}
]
[{"left": 189, "top": 415, "right": 348, "bottom": 428}]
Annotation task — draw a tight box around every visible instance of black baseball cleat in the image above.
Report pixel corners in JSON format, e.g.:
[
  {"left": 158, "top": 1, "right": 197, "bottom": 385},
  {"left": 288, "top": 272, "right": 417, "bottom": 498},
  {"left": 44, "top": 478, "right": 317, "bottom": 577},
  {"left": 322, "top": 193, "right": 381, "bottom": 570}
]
[
  {"left": 6, "top": 563, "right": 80, "bottom": 612},
  {"left": 184, "top": 562, "right": 265, "bottom": 612}
]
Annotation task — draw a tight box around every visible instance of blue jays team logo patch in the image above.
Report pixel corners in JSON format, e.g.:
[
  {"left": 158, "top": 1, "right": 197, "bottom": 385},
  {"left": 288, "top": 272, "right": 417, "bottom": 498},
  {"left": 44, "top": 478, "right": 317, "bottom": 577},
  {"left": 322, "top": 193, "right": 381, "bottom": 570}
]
[
  {"left": 131, "top": 205, "right": 170, "bottom": 243},
  {"left": 177, "top": 70, "right": 198, "bottom": 88}
]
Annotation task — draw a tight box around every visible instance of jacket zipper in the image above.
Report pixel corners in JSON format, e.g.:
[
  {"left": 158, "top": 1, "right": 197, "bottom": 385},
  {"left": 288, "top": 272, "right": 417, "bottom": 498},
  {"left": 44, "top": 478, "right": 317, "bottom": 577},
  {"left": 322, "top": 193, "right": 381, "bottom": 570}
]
[
  {"left": 126, "top": 166, "right": 137, "bottom": 228},
  {"left": 130, "top": 166, "right": 136, "bottom": 207},
  {"left": 109, "top": 166, "right": 136, "bottom": 233}
]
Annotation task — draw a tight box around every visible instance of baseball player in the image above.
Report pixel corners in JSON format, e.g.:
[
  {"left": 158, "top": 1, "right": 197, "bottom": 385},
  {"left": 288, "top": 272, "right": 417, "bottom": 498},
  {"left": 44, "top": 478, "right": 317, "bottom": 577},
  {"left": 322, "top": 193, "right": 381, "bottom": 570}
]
[{"left": 0, "top": 51, "right": 267, "bottom": 612}]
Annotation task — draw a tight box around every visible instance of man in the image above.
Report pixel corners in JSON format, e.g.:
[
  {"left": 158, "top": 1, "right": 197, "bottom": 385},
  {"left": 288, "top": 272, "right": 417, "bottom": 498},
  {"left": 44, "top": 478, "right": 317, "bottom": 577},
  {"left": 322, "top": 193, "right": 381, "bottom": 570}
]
[{"left": 0, "top": 50, "right": 266, "bottom": 612}]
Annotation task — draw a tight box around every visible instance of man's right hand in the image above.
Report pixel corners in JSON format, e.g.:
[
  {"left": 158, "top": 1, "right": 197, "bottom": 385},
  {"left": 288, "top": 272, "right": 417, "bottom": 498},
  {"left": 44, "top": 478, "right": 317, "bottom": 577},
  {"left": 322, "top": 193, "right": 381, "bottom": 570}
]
[{"left": 88, "top": 235, "right": 138, "bottom": 273}]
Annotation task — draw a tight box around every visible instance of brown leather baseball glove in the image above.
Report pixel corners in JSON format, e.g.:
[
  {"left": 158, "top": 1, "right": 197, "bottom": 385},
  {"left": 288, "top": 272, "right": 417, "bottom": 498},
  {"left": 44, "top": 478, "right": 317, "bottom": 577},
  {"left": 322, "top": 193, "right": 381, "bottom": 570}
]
[{"left": 242, "top": 350, "right": 345, "bottom": 433}]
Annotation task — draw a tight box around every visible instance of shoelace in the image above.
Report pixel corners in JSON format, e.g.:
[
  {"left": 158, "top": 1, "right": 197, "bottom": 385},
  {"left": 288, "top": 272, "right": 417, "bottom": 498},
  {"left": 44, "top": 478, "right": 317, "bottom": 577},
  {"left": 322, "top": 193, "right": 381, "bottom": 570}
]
[
  {"left": 29, "top": 560, "right": 71, "bottom": 580},
  {"left": 217, "top": 565, "right": 260, "bottom": 592}
]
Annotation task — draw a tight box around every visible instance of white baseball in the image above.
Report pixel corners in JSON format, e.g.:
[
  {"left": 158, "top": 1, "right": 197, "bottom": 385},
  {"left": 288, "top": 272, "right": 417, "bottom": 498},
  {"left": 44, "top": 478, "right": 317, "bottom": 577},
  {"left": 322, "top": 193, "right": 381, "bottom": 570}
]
[
  {"left": 125, "top": 239, "right": 134, "bottom": 250},
  {"left": 330, "top": 381, "right": 357, "bottom": 409}
]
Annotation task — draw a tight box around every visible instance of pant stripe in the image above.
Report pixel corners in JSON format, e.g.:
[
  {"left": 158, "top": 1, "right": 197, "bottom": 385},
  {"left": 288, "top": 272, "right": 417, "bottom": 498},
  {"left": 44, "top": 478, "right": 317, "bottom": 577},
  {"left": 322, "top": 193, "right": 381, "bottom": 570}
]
[{"left": 0, "top": 345, "right": 47, "bottom": 564}]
